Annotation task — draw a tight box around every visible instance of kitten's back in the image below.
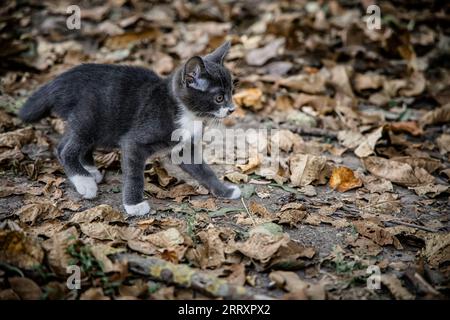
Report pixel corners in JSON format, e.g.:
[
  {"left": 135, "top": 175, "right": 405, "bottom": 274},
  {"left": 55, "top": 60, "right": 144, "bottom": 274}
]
[{"left": 19, "top": 63, "right": 160, "bottom": 123}]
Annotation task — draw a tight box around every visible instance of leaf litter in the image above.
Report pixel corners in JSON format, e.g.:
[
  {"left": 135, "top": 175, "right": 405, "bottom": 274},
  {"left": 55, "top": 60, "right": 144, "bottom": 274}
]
[{"left": 0, "top": 0, "right": 449, "bottom": 300}]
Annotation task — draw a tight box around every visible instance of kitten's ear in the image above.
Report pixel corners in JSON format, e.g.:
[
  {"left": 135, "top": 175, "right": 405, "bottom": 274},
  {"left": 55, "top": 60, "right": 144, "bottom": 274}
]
[
  {"left": 182, "top": 56, "right": 206, "bottom": 86},
  {"left": 204, "top": 41, "right": 231, "bottom": 64}
]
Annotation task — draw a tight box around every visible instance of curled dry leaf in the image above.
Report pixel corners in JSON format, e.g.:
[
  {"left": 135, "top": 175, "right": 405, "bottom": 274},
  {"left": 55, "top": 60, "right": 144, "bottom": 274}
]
[
  {"left": 233, "top": 88, "right": 263, "bottom": 111},
  {"left": 390, "top": 156, "right": 442, "bottom": 174},
  {"left": 277, "top": 202, "right": 307, "bottom": 226},
  {"left": 389, "top": 121, "right": 423, "bottom": 136},
  {"left": 354, "top": 126, "right": 384, "bottom": 158},
  {"left": 90, "top": 244, "right": 126, "bottom": 273},
  {"left": 245, "top": 38, "right": 285, "bottom": 66},
  {"left": 232, "top": 233, "right": 290, "bottom": 263},
  {"left": 347, "top": 236, "right": 382, "bottom": 257},
  {"left": 270, "top": 129, "right": 303, "bottom": 152},
  {"left": 422, "top": 233, "right": 450, "bottom": 269},
  {"left": 80, "top": 223, "right": 140, "bottom": 242},
  {"left": 195, "top": 227, "right": 226, "bottom": 268},
  {"left": 0, "top": 230, "right": 44, "bottom": 270},
  {"left": 224, "top": 172, "right": 248, "bottom": 184},
  {"left": 94, "top": 151, "right": 120, "bottom": 169},
  {"left": 363, "top": 156, "right": 435, "bottom": 187},
  {"left": 381, "top": 275, "right": 414, "bottom": 300},
  {"left": 436, "top": 134, "right": 450, "bottom": 154},
  {"left": 361, "top": 175, "right": 394, "bottom": 194},
  {"left": 146, "top": 183, "right": 208, "bottom": 202},
  {"left": 420, "top": 103, "right": 450, "bottom": 127},
  {"left": 42, "top": 227, "right": 79, "bottom": 276},
  {"left": 353, "top": 73, "right": 384, "bottom": 91},
  {"left": 249, "top": 201, "right": 273, "bottom": 219},
  {"left": 279, "top": 72, "right": 326, "bottom": 94},
  {"left": 289, "top": 154, "right": 327, "bottom": 187},
  {"left": 189, "top": 198, "right": 217, "bottom": 211},
  {"left": 236, "top": 153, "right": 261, "bottom": 174},
  {"left": 69, "top": 204, "right": 125, "bottom": 224},
  {"left": 269, "top": 271, "right": 326, "bottom": 300},
  {"left": 0, "top": 127, "right": 34, "bottom": 148},
  {"left": 8, "top": 277, "right": 42, "bottom": 300},
  {"left": 410, "top": 184, "right": 449, "bottom": 198},
  {"left": 329, "top": 166, "right": 362, "bottom": 192},
  {"left": 16, "top": 201, "right": 62, "bottom": 225},
  {"left": 80, "top": 287, "right": 110, "bottom": 300},
  {"left": 353, "top": 220, "right": 402, "bottom": 249},
  {"left": 142, "top": 228, "right": 184, "bottom": 248}
]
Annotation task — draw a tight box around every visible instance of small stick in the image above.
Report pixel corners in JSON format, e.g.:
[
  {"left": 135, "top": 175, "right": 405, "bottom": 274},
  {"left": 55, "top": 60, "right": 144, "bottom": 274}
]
[
  {"left": 241, "top": 197, "right": 256, "bottom": 226},
  {"left": 386, "top": 220, "right": 437, "bottom": 233}
]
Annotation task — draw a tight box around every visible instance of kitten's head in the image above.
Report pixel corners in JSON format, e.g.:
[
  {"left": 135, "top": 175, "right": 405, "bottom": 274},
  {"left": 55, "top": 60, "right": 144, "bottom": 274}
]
[{"left": 176, "top": 41, "right": 235, "bottom": 118}]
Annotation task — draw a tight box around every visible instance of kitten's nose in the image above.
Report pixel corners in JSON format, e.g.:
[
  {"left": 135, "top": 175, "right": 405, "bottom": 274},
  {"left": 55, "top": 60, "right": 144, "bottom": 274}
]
[{"left": 227, "top": 106, "right": 235, "bottom": 115}]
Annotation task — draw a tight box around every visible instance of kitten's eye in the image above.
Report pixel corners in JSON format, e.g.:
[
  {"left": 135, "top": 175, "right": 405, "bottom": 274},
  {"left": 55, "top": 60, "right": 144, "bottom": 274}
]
[{"left": 215, "top": 94, "right": 224, "bottom": 104}]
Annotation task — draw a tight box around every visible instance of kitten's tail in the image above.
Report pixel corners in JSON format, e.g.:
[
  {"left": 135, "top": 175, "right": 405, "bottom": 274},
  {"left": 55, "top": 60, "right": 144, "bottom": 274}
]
[{"left": 18, "top": 81, "right": 56, "bottom": 122}]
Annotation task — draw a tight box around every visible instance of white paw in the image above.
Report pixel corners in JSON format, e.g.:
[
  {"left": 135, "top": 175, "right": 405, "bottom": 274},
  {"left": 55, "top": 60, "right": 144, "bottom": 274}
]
[
  {"left": 124, "top": 201, "right": 151, "bottom": 216},
  {"left": 70, "top": 175, "right": 97, "bottom": 199},
  {"left": 227, "top": 185, "right": 242, "bottom": 199},
  {"left": 83, "top": 165, "right": 103, "bottom": 183}
]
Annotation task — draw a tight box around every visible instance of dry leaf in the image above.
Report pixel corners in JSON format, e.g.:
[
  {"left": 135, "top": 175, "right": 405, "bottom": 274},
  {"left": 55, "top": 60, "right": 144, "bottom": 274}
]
[
  {"left": 245, "top": 38, "right": 285, "bottom": 66},
  {"left": 389, "top": 121, "right": 423, "bottom": 136},
  {"left": 249, "top": 201, "right": 273, "bottom": 219},
  {"left": 289, "top": 154, "right": 327, "bottom": 187},
  {"left": 80, "top": 287, "right": 110, "bottom": 300},
  {"left": 0, "top": 127, "right": 34, "bottom": 148},
  {"left": 269, "top": 271, "right": 326, "bottom": 300},
  {"left": 70, "top": 205, "right": 125, "bottom": 224},
  {"left": 422, "top": 233, "right": 450, "bottom": 269},
  {"left": 0, "top": 230, "right": 44, "bottom": 270},
  {"left": 16, "top": 201, "right": 62, "bottom": 225},
  {"left": 353, "top": 220, "right": 402, "bottom": 249},
  {"left": 9, "top": 277, "right": 42, "bottom": 300},
  {"left": 381, "top": 275, "right": 414, "bottom": 300},
  {"left": 143, "top": 228, "right": 184, "bottom": 248},
  {"left": 420, "top": 103, "right": 450, "bottom": 127},
  {"left": 329, "top": 166, "right": 362, "bottom": 192},
  {"left": 233, "top": 88, "right": 263, "bottom": 111},
  {"left": 42, "top": 227, "right": 79, "bottom": 276},
  {"left": 196, "top": 227, "right": 226, "bottom": 268},
  {"left": 236, "top": 153, "right": 262, "bottom": 174},
  {"left": 354, "top": 127, "right": 384, "bottom": 158},
  {"left": 363, "top": 156, "right": 435, "bottom": 187},
  {"left": 224, "top": 172, "right": 248, "bottom": 184},
  {"left": 189, "top": 198, "right": 217, "bottom": 211}
]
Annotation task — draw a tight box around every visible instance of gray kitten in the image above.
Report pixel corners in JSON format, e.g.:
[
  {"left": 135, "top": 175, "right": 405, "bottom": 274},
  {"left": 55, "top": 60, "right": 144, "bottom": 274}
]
[{"left": 19, "top": 41, "right": 241, "bottom": 215}]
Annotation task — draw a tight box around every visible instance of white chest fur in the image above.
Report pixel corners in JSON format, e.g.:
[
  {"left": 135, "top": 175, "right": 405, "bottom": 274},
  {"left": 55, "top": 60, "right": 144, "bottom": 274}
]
[{"left": 176, "top": 106, "right": 203, "bottom": 143}]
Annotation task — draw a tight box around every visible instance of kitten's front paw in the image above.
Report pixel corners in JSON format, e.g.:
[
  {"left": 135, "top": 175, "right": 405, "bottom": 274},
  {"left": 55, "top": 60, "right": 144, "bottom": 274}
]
[
  {"left": 215, "top": 184, "right": 241, "bottom": 199},
  {"left": 124, "top": 201, "right": 151, "bottom": 216},
  {"left": 84, "top": 165, "right": 104, "bottom": 183},
  {"left": 70, "top": 175, "right": 98, "bottom": 199}
]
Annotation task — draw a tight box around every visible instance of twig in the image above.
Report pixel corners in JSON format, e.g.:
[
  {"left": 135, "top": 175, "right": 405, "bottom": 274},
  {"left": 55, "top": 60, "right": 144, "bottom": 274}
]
[
  {"left": 288, "top": 126, "right": 338, "bottom": 140},
  {"left": 386, "top": 220, "right": 437, "bottom": 233},
  {"left": 116, "top": 253, "right": 273, "bottom": 300},
  {"left": 413, "top": 272, "right": 440, "bottom": 296},
  {"left": 241, "top": 197, "right": 256, "bottom": 226}
]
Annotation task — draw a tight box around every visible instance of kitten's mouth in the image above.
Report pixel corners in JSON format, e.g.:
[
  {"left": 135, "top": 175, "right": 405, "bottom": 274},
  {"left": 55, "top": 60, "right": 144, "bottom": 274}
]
[{"left": 210, "top": 107, "right": 236, "bottom": 119}]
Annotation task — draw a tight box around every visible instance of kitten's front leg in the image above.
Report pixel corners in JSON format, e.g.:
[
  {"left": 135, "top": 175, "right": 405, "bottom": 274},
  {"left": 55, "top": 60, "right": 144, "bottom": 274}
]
[
  {"left": 179, "top": 162, "right": 241, "bottom": 199},
  {"left": 121, "top": 143, "right": 151, "bottom": 216}
]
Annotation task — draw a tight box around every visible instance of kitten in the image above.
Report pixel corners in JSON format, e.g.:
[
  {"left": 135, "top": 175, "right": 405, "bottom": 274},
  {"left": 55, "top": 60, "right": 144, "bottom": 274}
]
[{"left": 19, "top": 41, "right": 241, "bottom": 216}]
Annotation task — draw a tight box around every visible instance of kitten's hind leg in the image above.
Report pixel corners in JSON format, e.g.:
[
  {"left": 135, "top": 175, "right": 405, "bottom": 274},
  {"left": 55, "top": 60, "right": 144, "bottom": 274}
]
[
  {"left": 80, "top": 148, "right": 103, "bottom": 183},
  {"left": 121, "top": 142, "right": 151, "bottom": 216},
  {"left": 60, "top": 135, "right": 98, "bottom": 199}
]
